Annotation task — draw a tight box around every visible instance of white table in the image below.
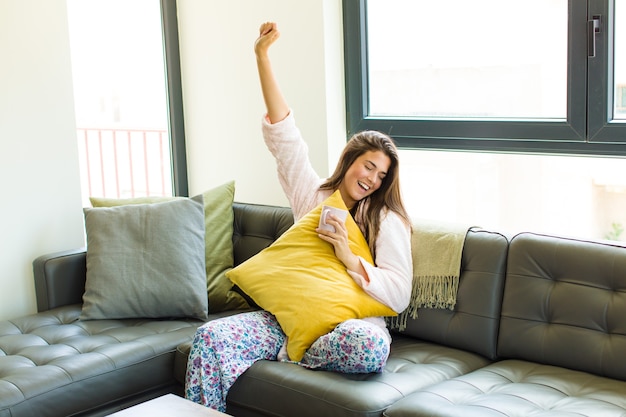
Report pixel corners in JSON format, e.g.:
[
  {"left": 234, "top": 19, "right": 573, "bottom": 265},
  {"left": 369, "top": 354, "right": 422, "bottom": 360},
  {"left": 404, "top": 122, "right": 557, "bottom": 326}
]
[{"left": 108, "top": 394, "right": 231, "bottom": 416}]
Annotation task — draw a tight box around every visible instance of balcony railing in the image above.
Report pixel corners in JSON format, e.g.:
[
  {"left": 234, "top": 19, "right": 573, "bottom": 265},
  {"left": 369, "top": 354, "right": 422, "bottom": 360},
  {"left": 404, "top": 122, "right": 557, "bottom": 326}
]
[{"left": 77, "top": 127, "right": 172, "bottom": 206}]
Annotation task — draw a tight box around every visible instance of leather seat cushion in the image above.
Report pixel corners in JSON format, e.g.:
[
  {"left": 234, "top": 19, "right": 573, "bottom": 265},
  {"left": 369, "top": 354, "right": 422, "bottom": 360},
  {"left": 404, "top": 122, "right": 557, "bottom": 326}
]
[
  {"left": 0, "top": 304, "right": 203, "bottom": 417},
  {"left": 383, "top": 359, "right": 626, "bottom": 417},
  {"left": 223, "top": 335, "right": 491, "bottom": 417}
]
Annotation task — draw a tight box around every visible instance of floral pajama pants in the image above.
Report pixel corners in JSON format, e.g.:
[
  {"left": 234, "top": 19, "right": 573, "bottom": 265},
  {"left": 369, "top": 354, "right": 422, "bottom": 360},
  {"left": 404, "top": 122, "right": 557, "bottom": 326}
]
[{"left": 184, "top": 310, "right": 390, "bottom": 412}]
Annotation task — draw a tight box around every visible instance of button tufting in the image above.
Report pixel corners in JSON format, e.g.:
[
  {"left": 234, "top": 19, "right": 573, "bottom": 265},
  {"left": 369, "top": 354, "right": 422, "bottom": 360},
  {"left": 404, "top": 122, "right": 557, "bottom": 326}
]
[{"left": 0, "top": 304, "right": 203, "bottom": 416}]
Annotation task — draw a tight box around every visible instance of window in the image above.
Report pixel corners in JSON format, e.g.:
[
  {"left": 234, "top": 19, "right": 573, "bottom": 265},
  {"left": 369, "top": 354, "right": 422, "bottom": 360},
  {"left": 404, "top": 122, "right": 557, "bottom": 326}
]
[
  {"left": 343, "top": 0, "right": 626, "bottom": 155},
  {"left": 343, "top": 0, "right": 626, "bottom": 242},
  {"left": 67, "top": 0, "right": 187, "bottom": 206}
]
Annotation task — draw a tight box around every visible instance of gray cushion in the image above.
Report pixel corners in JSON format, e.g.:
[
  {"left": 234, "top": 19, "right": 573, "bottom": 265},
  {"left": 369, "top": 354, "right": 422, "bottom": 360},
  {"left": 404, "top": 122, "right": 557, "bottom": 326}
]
[{"left": 80, "top": 195, "right": 208, "bottom": 320}]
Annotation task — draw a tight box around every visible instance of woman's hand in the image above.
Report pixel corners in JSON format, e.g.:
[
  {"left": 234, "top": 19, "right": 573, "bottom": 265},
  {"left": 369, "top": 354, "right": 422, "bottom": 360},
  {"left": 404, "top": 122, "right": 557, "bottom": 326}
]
[
  {"left": 316, "top": 213, "right": 368, "bottom": 279},
  {"left": 255, "top": 22, "right": 280, "bottom": 58}
]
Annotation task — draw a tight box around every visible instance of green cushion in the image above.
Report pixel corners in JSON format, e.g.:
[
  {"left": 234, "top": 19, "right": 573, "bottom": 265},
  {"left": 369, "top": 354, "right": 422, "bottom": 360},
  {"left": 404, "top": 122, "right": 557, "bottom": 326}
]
[
  {"left": 81, "top": 195, "right": 208, "bottom": 320},
  {"left": 200, "top": 182, "right": 249, "bottom": 312}
]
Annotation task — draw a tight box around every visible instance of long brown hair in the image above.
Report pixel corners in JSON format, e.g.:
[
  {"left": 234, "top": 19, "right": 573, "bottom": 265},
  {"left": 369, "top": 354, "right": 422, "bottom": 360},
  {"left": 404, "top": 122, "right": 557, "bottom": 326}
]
[{"left": 320, "top": 130, "right": 410, "bottom": 259}]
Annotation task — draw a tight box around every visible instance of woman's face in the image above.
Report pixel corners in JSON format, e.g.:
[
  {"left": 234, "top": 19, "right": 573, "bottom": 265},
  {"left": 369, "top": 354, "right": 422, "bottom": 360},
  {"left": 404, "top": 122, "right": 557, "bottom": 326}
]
[{"left": 338, "top": 150, "right": 391, "bottom": 209}]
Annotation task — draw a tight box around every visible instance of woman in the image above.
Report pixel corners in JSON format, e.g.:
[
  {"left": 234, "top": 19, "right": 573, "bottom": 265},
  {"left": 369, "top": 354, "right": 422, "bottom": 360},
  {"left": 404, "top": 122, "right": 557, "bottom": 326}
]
[{"left": 185, "top": 22, "right": 413, "bottom": 412}]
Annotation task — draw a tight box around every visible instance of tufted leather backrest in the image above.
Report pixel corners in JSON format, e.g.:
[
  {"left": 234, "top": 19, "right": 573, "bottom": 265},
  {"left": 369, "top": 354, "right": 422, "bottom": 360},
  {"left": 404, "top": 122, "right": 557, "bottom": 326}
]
[
  {"left": 396, "top": 229, "right": 509, "bottom": 360},
  {"left": 232, "top": 202, "right": 294, "bottom": 266},
  {"left": 498, "top": 232, "right": 626, "bottom": 381}
]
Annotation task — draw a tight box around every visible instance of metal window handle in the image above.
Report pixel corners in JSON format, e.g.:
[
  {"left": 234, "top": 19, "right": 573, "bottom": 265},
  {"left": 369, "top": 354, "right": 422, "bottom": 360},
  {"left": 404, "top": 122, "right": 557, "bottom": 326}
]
[{"left": 588, "top": 15, "right": 601, "bottom": 58}]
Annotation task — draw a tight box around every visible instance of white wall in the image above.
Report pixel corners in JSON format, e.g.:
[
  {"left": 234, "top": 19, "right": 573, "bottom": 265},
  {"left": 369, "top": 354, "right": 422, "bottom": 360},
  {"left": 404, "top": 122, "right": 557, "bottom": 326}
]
[
  {"left": 178, "top": 0, "right": 345, "bottom": 206},
  {"left": 0, "top": 0, "right": 85, "bottom": 320}
]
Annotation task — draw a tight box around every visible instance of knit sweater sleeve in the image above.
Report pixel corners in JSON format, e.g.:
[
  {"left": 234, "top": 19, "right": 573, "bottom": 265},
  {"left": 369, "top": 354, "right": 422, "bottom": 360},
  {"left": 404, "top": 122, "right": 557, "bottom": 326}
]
[
  {"left": 348, "top": 211, "right": 413, "bottom": 313},
  {"left": 261, "top": 111, "right": 323, "bottom": 220}
]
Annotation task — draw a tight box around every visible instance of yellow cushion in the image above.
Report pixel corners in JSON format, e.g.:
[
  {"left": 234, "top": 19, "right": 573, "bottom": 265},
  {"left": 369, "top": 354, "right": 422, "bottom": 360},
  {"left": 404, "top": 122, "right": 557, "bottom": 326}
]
[{"left": 226, "top": 190, "right": 397, "bottom": 361}]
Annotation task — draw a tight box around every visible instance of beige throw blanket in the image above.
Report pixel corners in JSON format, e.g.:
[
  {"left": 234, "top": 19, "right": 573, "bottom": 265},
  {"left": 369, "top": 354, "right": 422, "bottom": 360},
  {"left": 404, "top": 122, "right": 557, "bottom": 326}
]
[{"left": 389, "top": 219, "right": 475, "bottom": 331}]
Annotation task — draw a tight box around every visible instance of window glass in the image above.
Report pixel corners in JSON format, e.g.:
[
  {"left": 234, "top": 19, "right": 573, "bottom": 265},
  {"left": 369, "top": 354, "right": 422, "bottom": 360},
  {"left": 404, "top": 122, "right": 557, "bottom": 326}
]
[
  {"left": 67, "top": 0, "right": 173, "bottom": 206},
  {"left": 366, "top": 0, "right": 567, "bottom": 119},
  {"left": 399, "top": 150, "right": 626, "bottom": 242}
]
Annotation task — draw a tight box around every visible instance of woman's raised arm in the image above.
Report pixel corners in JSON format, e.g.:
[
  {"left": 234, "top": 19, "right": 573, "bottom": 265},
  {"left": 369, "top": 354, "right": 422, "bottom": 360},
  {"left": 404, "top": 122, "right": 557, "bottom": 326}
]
[{"left": 255, "top": 22, "right": 290, "bottom": 124}]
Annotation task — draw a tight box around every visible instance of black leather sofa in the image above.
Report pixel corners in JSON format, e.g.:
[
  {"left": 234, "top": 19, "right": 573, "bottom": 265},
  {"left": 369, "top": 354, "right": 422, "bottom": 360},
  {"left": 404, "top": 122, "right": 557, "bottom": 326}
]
[{"left": 2, "top": 202, "right": 626, "bottom": 417}]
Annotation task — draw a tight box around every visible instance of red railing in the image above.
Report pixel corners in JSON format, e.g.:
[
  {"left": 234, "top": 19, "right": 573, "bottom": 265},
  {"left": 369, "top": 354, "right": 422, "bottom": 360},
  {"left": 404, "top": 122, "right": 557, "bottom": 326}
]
[{"left": 77, "top": 127, "right": 172, "bottom": 204}]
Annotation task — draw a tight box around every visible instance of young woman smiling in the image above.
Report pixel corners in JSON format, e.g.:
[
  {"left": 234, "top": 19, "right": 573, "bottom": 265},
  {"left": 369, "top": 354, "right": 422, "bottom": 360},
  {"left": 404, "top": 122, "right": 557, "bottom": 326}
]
[{"left": 185, "top": 22, "right": 413, "bottom": 413}]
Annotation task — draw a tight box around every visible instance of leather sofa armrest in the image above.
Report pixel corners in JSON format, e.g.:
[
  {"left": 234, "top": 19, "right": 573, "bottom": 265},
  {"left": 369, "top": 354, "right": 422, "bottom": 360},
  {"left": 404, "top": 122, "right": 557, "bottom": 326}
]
[{"left": 33, "top": 248, "right": 87, "bottom": 312}]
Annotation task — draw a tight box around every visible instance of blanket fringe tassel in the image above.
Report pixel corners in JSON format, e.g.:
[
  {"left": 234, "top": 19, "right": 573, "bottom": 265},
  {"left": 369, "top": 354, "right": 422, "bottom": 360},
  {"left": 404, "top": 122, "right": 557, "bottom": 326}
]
[{"left": 386, "top": 275, "right": 459, "bottom": 332}]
